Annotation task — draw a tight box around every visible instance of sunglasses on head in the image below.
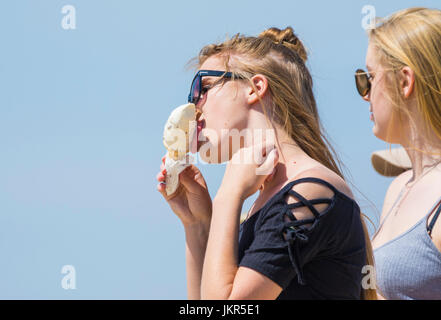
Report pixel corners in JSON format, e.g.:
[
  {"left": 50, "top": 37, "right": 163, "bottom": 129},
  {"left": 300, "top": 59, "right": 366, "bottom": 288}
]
[
  {"left": 188, "top": 70, "right": 243, "bottom": 105},
  {"left": 354, "top": 69, "right": 373, "bottom": 97}
]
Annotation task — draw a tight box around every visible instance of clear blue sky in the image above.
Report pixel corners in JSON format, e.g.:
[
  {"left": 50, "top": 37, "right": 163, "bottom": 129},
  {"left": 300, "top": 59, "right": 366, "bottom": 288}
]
[{"left": 1, "top": 0, "right": 440, "bottom": 299}]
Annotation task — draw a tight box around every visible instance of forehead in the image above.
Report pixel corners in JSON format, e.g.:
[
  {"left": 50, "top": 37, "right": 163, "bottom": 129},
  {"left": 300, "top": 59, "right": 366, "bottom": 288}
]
[
  {"left": 199, "top": 55, "right": 226, "bottom": 72},
  {"left": 366, "top": 42, "right": 379, "bottom": 69}
]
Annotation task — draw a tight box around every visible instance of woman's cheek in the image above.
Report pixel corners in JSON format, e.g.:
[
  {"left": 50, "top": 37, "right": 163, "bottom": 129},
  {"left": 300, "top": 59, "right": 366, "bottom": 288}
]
[{"left": 372, "top": 102, "right": 397, "bottom": 142}]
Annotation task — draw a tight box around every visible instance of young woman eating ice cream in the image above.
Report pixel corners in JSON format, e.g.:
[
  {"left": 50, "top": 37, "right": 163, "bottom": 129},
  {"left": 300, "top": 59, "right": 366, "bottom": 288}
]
[{"left": 157, "top": 27, "right": 376, "bottom": 299}]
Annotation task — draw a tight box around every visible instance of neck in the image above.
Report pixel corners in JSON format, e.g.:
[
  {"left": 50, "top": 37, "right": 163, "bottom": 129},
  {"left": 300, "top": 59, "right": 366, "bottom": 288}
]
[
  {"left": 401, "top": 134, "right": 441, "bottom": 184},
  {"left": 258, "top": 139, "right": 312, "bottom": 194},
  {"left": 399, "top": 105, "right": 441, "bottom": 182},
  {"left": 243, "top": 112, "right": 316, "bottom": 194}
]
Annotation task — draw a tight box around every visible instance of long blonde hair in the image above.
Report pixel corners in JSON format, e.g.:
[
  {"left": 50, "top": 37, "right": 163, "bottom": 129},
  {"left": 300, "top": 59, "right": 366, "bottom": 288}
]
[
  {"left": 369, "top": 7, "right": 441, "bottom": 153},
  {"left": 194, "top": 26, "right": 377, "bottom": 299}
]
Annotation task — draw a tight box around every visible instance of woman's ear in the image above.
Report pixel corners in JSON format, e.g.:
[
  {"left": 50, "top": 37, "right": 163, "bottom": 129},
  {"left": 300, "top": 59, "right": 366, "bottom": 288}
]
[
  {"left": 400, "top": 66, "right": 415, "bottom": 99},
  {"left": 246, "top": 74, "right": 269, "bottom": 105}
]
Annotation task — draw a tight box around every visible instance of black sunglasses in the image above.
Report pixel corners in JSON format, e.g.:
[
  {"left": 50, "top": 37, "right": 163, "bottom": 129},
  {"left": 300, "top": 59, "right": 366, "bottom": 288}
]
[
  {"left": 355, "top": 69, "right": 373, "bottom": 97},
  {"left": 188, "top": 70, "right": 243, "bottom": 105}
]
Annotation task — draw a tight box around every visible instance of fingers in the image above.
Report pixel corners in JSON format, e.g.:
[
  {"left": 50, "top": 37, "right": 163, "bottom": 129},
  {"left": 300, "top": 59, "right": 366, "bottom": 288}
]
[
  {"left": 156, "top": 171, "right": 166, "bottom": 182},
  {"left": 161, "top": 155, "right": 166, "bottom": 170},
  {"left": 157, "top": 155, "right": 206, "bottom": 197},
  {"left": 260, "top": 141, "right": 276, "bottom": 158},
  {"left": 157, "top": 155, "right": 183, "bottom": 199},
  {"left": 178, "top": 166, "right": 193, "bottom": 189},
  {"left": 247, "top": 141, "right": 275, "bottom": 167},
  {"left": 157, "top": 157, "right": 167, "bottom": 195},
  {"left": 156, "top": 168, "right": 166, "bottom": 194},
  {"left": 157, "top": 181, "right": 166, "bottom": 194},
  {"left": 267, "top": 147, "right": 279, "bottom": 165},
  {"left": 179, "top": 165, "right": 208, "bottom": 192},
  {"left": 256, "top": 148, "right": 279, "bottom": 176}
]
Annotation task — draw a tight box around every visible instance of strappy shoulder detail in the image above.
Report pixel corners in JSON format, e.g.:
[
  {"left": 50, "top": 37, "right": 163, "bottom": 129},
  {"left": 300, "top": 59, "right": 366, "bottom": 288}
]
[{"left": 270, "top": 177, "right": 344, "bottom": 285}]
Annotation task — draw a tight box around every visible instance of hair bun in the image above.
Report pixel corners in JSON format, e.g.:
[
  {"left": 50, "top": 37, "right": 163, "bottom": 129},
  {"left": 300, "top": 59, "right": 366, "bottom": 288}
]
[{"left": 259, "top": 26, "right": 308, "bottom": 62}]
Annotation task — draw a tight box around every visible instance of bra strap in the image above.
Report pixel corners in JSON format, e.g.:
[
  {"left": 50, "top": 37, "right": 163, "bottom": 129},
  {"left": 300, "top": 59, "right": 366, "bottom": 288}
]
[{"left": 428, "top": 201, "right": 441, "bottom": 236}]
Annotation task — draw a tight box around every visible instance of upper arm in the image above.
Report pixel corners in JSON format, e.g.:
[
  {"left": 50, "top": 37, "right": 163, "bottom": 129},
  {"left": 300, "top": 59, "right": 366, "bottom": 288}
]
[{"left": 228, "top": 266, "right": 283, "bottom": 300}]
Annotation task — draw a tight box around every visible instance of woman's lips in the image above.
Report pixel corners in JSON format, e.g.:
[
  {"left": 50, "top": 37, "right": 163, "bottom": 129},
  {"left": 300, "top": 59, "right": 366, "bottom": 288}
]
[
  {"left": 197, "top": 119, "right": 204, "bottom": 137},
  {"left": 370, "top": 113, "right": 374, "bottom": 121}
]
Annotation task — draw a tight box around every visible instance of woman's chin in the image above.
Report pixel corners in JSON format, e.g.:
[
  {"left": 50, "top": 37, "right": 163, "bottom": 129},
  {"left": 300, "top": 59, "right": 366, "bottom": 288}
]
[
  {"left": 373, "top": 127, "right": 387, "bottom": 142},
  {"left": 372, "top": 126, "right": 400, "bottom": 144},
  {"left": 198, "top": 141, "right": 231, "bottom": 164},
  {"left": 198, "top": 141, "right": 217, "bottom": 164}
]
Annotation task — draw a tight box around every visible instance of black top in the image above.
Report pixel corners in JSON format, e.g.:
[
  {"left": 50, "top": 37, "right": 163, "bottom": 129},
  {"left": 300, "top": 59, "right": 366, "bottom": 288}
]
[{"left": 238, "top": 177, "right": 367, "bottom": 300}]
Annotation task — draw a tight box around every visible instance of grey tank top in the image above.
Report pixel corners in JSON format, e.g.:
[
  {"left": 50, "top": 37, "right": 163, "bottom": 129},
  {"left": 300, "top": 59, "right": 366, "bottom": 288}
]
[{"left": 373, "top": 197, "right": 441, "bottom": 300}]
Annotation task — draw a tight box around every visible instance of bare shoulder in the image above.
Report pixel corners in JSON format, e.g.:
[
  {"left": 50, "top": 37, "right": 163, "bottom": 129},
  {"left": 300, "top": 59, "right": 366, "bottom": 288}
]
[
  {"left": 289, "top": 166, "right": 354, "bottom": 201},
  {"left": 385, "top": 169, "right": 412, "bottom": 198},
  {"left": 283, "top": 166, "right": 354, "bottom": 226}
]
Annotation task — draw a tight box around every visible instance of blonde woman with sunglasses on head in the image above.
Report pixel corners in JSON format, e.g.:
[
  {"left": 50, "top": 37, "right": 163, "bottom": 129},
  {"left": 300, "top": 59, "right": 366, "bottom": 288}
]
[
  {"left": 355, "top": 7, "right": 441, "bottom": 300},
  {"left": 156, "top": 27, "right": 376, "bottom": 300}
]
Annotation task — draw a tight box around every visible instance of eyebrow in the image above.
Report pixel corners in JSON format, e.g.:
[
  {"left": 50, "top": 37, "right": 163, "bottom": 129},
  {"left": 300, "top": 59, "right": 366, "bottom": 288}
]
[
  {"left": 366, "top": 64, "right": 373, "bottom": 72},
  {"left": 201, "top": 77, "right": 216, "bottom": 85},
  {"left": 202, "top": 77, "right": 223, "bottom": 87}
]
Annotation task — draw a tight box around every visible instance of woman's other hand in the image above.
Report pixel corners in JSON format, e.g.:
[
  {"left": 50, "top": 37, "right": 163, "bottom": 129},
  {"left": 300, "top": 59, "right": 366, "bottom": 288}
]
[
  {"left": 157, "top": 155, "right": 212, "bottom": 227},
  {"left": 218, "top": 142, "right": 279, "bottom": 202}
]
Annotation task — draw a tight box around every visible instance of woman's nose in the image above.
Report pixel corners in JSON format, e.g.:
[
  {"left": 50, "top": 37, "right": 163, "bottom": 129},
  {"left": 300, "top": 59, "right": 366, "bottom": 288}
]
[{"left": 196, "top": 96, "right": 207, "bottom": 109}]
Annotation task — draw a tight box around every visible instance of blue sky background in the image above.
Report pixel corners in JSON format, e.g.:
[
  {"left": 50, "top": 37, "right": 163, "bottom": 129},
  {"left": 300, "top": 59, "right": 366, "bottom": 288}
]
[{"left": 1, "top": 0, "right": 440, "bottom": 299}]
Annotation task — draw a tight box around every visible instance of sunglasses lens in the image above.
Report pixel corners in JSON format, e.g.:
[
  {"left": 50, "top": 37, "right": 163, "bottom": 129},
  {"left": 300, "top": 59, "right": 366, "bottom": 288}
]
[
  {"left": 189, "top": 75, "right": 201, "bottom": 104},
  {"left": 355, "top": 69, "right": 369, "bottom": 97}
]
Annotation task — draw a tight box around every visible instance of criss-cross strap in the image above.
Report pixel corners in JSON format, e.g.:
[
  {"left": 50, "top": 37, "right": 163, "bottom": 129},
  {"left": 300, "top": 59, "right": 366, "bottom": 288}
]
[
  {"left": 279, "top": 178, "right": 336, "bottom": 286},
  {"left": 285, "top": 198, "right": 333, "bottom": 212},
  {"left": 287, "top": 190, "right": 323, "bottom": 219}
]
